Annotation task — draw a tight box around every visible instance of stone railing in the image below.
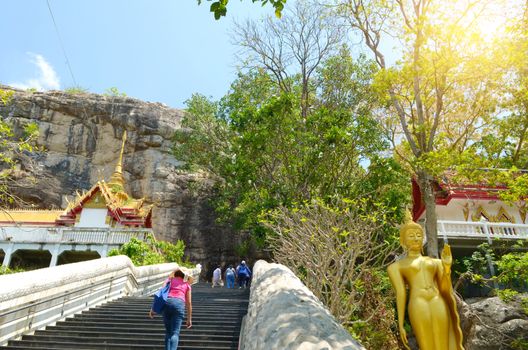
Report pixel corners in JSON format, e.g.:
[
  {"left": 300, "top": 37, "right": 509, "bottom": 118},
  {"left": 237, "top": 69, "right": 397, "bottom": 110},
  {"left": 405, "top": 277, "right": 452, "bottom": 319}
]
[
  {"left": 240, "top": 260, "right": 365, "bottom": 350},
  {"left": 0, "top": 255, "right": 201, "bottom": 346},
  {"left": 0, "top": 226, "right": 152, "bottom": 244},
  {"left": 438, "top": 220, "right": 528, "bottom": 242}
]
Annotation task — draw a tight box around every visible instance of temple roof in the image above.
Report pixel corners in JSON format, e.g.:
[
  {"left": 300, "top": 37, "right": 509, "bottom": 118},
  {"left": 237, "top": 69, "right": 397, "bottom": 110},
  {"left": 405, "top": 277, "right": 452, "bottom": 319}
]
[
  {"left": 411, "top": 171, "right": 510, "bottom": 221},
  {"left": 0, "top": 209, "right": 64, "bottom": 226},
  {"left": 56, "top": 179, "right": 153, "bottom": 227}
]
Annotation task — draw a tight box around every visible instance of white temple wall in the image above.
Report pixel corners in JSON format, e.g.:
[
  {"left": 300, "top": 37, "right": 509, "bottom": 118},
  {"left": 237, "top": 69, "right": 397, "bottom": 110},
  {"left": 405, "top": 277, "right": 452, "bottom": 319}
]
[
  {"left": 76, "top": 208, "right": 108, "bottom": 227},
  {"left": 435, "top": 198, "right": 523, "bottom": 223}
]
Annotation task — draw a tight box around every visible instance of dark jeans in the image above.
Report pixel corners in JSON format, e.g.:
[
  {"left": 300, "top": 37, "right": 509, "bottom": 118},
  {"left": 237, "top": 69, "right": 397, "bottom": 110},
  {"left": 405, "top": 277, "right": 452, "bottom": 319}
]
[
  {"left": 238, "top": 275, "right": 249, "bottom": 288},
  {"left": 163, "top": 297, "right": 185, "bottom": 350}
]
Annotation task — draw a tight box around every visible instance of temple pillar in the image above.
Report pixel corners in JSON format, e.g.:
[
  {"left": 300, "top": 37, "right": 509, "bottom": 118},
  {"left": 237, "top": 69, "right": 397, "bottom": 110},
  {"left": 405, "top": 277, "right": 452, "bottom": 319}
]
[
  {"left": 49, "top": 244, "right": 62, "bottom": 267},
  {"left": 2, "top": 243, "right": 14, "bottom": 268},
  {"left": 100, "top": 244, "right": 109, "bottom": 257}
]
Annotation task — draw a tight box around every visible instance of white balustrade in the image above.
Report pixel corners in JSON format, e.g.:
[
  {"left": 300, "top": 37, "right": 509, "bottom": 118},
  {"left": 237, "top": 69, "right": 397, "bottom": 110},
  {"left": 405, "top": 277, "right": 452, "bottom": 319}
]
[
  {"left": 438, "top": 220, "right": 528, "bottom": 241},
  {"left": 0, "top": 256, "right": 201, "bottom": 346},
  {"left": 0, "top": 227, "right": 152, "bottom": 244}
]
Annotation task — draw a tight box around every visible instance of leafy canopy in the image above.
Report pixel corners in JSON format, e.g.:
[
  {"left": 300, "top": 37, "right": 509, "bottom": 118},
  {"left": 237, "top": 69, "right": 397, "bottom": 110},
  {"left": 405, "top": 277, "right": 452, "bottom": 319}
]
[
  {"left": 108, "top": 234, "right": 188, "bottom": 266},
  {"left": 0, "top": 88, "right": 40, "bottom": 207},
  {"left": 197, "top": 0, "right": 286, "bottom": 20},
  {"left": 173, "top": 52, "right": 410, "bottom": 242}
]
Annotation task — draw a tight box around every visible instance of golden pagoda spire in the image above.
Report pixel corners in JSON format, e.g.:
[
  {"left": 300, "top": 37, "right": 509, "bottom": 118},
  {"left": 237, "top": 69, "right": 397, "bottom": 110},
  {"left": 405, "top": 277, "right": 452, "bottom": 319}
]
[{"left": 108, "top": 131, "right": 127, "bottom": 189}]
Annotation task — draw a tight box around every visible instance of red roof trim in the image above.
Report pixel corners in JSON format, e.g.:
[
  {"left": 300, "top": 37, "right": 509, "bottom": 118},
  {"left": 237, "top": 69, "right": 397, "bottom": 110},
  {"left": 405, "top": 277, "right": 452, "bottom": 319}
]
[{"left": 412, "top": 178, "right": 504, "bottom": 221}]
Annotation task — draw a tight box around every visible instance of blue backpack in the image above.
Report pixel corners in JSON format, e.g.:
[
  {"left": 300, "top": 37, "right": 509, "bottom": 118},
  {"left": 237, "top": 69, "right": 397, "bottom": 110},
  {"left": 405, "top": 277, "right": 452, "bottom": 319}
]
[
  {"left": 151, "top": 279, "right": 171, "bottom": 314},
  {"left": 238, "top": 265, "right": 250, "bottom": 278}
]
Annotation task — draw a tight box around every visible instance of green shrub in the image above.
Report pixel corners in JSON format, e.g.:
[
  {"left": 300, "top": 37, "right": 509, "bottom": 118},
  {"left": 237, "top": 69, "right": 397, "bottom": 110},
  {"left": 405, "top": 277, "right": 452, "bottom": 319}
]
[
  {"left": 64, "top": 86, "right": 89, "bottom": 95},
  {"left": 0, "top": 266, "right": 25, "bottom": 275},
  {"left": 496, "top": 288, "right": 519, "bottom": 303},
  {"left": 104, "top": 87, "right": 127, "bottom": 97},
  {"left": 511, "top": 337, "right": 528, "bottom": 350},
  {"left": 521, "top": 296, "right": 528, "bottom": 315},
  {"left": 108, "top": 234, "right": 187, "bottom": 266},
  {"left": 455, "top": 242, "right": 528, "bottom": 300}
]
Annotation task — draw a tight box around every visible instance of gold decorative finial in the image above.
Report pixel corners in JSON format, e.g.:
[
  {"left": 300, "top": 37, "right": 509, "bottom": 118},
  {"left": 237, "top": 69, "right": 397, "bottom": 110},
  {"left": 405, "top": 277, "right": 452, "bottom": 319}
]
[
  {"left": 108, "top": 131, "right": 127, "bottom": 189},
  {"left": 400, "top": 209, "right": 422, "bottom": 240},
  {"left": 403, "top": 209, "right": 413, "bottom": 224}
]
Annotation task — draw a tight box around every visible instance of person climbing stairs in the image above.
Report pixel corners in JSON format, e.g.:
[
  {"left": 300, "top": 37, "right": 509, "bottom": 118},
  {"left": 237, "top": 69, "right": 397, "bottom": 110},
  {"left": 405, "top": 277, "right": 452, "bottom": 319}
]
[{"left": 2, "top": 283, "right": 249, "bottom": 349}]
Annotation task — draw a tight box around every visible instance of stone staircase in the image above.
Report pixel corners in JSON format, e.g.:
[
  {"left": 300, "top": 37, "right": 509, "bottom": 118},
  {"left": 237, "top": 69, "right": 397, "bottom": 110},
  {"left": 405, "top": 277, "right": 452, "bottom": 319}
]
[{"left": 2, "top": 283, "right": 249, "bottom": 349}]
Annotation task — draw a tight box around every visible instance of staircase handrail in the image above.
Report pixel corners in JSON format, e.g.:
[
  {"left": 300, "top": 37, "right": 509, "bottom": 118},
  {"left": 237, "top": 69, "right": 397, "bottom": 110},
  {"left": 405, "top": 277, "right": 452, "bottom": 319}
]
[
  {"left": 0, "top": 255, "right": 201, "bottom": 346},
  {"left": 240, "top": 260, "right": 365, "bottom": 350}
]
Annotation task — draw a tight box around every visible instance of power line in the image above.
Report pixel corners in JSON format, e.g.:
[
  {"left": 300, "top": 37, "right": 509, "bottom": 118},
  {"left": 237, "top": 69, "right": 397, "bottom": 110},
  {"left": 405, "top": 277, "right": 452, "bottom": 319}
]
[
  {"left": 46, "top": 0, "right": 78, "bottom": 87},
  {"left": 45, "top": 0, "right": 97, "bottom": 144}
]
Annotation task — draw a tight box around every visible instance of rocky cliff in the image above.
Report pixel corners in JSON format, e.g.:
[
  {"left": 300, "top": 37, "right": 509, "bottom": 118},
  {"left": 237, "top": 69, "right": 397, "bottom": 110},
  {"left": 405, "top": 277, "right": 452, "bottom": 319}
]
[{"left": 0, "top": 86, "right": 244, "bottom": 274}]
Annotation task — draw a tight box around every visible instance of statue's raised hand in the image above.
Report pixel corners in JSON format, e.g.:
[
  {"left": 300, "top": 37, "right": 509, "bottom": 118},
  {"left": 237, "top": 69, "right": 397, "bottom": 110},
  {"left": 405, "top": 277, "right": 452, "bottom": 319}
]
[{"left": 441, "top": 244, "right": 452, "bottom": 269}]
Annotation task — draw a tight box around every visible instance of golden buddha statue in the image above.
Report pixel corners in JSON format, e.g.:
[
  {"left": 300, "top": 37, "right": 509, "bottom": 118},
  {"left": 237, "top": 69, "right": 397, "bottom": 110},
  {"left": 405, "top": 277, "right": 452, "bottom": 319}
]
[{"left": 387, "top": 218, "right": 464, "bottom": 350}]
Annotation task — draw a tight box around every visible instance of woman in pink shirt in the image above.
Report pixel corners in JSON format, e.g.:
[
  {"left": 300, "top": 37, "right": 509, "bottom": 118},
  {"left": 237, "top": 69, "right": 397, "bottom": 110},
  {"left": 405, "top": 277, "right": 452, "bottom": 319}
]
[{"left": 149, "top": 269, "right": 193, "bottom": 350}]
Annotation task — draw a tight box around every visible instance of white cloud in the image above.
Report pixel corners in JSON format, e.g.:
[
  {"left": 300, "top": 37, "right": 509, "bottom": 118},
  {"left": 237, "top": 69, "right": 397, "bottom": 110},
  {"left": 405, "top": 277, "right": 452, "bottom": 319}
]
[{"left": 10, "top": 53, "right": 61, "bottom": 91}]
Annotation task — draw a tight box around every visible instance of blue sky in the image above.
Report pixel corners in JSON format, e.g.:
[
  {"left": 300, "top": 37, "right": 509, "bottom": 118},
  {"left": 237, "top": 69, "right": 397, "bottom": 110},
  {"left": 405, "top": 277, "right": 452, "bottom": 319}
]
[{"left": 1, "top": 1, "right": 271, "bottom": 109}]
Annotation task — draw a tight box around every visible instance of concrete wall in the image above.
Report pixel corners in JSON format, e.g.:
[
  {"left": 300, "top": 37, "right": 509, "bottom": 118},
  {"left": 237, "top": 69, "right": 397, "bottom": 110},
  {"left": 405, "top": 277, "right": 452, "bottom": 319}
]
[
  {"left": 0, "top": 255, "right": 201, "bottom": 346},
  {"left": 240, "top": 260, "right": 365, "bottom": 350}
]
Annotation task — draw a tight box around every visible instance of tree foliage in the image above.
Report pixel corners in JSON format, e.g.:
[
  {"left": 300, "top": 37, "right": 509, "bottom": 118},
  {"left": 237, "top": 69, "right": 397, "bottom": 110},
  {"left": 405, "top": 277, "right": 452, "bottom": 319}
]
[
  {"left": 197, "top": 0, "right": 287, "bottom": 20},
  {"left": 453, "top": 10, "right": 528, "bottom": 204},
  {"left": 454, "top": 242, "right": 528, "bottom": 315},
  {"left": 336, "top": 0, "right": 524, "bottom": 256},
  {"left": 264, "top": 198, "right": 400, "bottom": 348},
  {"left": 174, "top": 58, "right": 409, "bottom": 241},
  {"left": 0, "top": 88, "right": 40, "bottom": 207},
  {"left": 108, "top": 234, "right": 187, "bottom": 266},
  {"left": 233, "top": 1, "right": 344, "bottom": 117}
]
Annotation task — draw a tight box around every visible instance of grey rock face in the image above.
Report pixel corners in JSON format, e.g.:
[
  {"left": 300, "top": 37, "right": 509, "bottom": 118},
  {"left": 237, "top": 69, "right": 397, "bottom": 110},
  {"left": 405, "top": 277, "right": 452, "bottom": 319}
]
[
  {"left": 464, "top": 294, "right": 528, "bottom": 350},
  {"left": 0, "top": 86, "right": 243, "bottom": 273}
]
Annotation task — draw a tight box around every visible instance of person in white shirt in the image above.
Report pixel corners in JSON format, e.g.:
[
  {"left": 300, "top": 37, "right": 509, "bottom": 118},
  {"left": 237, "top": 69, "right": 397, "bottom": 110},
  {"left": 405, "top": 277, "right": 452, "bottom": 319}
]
[{"left": 212, "top": 265, "right": 222, "bottom": 288}]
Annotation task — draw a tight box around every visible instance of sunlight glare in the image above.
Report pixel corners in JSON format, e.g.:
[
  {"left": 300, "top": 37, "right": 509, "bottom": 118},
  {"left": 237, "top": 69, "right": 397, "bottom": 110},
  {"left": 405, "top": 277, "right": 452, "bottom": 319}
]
[{"left": 451, "top": 0, "right": 524, "bottom": 43}]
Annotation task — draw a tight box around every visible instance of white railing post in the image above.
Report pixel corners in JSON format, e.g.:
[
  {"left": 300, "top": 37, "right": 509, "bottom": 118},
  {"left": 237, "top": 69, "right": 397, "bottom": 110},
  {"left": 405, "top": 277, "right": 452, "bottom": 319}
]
[
  {"left": 2, "top": 243, "right": 14, "bottom": 268},
  {"left": 480, "top": 222, "right": 499, "bottom": 288},
  {"left": 49, "top": 244, "right": 61, "bottom": 267},
  {"left": 440, "top": 221, "right": 448, "bottom": 244},
  {"left": 482, "top": 222, "right": 492, "bottom": 244}
]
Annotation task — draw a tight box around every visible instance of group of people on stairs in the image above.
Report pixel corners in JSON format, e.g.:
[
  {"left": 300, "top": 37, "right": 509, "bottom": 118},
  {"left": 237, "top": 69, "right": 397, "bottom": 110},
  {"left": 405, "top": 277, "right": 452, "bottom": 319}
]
[
  {"left": 212, "top": 260, "right": 252, "bottom": 289},
  {"left": 148, "top": 261, "right": 251, "bottom": 350}
]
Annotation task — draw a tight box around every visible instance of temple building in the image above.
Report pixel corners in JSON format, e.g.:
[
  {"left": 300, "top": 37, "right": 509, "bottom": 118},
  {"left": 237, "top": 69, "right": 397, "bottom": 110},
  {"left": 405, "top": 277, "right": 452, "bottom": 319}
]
[
  {"left": 412, "top": 174, "right": 528, "bottom": 255},
  {"left": 0, "top": 132, "right": 153, "bottom": 269}
]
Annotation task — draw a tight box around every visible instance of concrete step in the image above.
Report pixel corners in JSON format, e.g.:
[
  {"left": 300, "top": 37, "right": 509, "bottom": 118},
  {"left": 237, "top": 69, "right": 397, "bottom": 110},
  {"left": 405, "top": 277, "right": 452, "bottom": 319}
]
[
  {"left": 33, "top": 329, "right": 239, "bottom": 341},
  {"left": 4, "top": 340, "right": 236, "bottom": 350},
  {"left": 2, "top": 282, "right": 248, "bottom": 350},
  {"left": 48, "top": 324, "right": 241, "bottom": 335},
  {"left": 20, "top": 334, "right": 238, "bottom": 347}
]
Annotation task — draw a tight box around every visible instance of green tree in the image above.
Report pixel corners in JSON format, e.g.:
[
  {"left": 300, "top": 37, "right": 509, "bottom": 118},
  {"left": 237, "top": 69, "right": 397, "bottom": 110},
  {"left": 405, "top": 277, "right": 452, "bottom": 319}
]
[
  {"left": 174, "top": 54, "right": 407, "bottom": 241},
  {"left": 0, "top": 89, "right": 40, "bottom": 206},
  {"left": 459, "top": 8, "right": 528, "bottom": 205},
  {"left": 233, "top": 1, "right": 344, "bottom": 118},
  {"left": 197, "top": 0, "right": 287, "bottom": 19},
  {"left": 104, "top": 87, "right": 127, "bottom": 97},
  {"left": 339, "top": 0, "right": 518, "bottom": 256},
  {"left": 108, "top": 234, "right": 187, "bottom": 266},
  {"left": 264, "top": 198, "right": 400, "bottom": 348}
]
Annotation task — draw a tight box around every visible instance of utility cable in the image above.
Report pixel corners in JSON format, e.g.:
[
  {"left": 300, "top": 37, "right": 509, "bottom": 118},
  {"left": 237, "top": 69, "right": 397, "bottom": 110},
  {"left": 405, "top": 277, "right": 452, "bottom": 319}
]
[
  {"left": 46, "top": 0, "right": 78, "bottom": 87},
  {"left": 45, "top": 0, "right": 97, "bottom": 145}
]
